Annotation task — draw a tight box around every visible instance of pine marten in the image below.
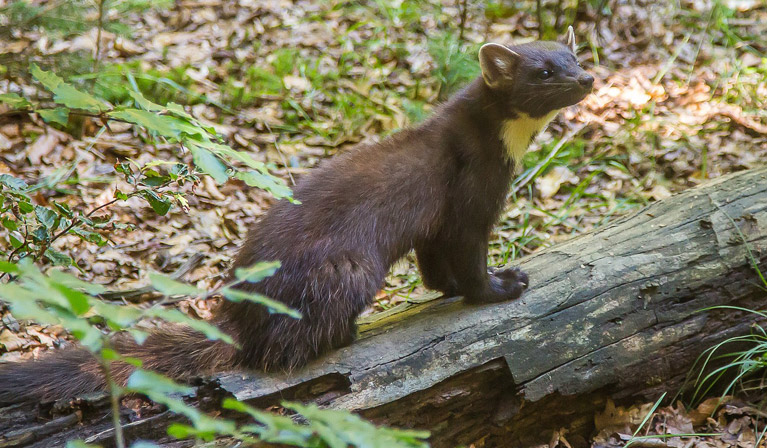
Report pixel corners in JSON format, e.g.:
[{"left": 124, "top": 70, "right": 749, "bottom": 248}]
[{"left": 0, "top": 29, "right": 593, "bottom": 404}]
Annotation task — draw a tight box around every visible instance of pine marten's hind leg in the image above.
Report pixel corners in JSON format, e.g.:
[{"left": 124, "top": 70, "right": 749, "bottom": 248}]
[{"left": 247, "top": 253, "right": 381, "bottom": 371}]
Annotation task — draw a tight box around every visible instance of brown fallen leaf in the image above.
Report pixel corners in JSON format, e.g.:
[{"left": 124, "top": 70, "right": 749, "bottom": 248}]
[
  {"left": 0, "top": 328, "right": 28, "bottom": 352},
  {"left": 26, "top": 327, "right": 58, "bottom": 347},
  {"left": 536, "top": 166, "right": 579, "bottom": 199},
  {"left": 27, "top": 133, "right": 60, "bottom": 164},
  {"left": 689, "top": 397, "right": 729, "bottom": 427},
  {"left": 645, "top": 184, "right": 672, "bottom": 201},
  {"left": 595, "top": 399, "right": 656, "bottom": 435},
  {"left": 713, "top": 104, "right": 767, "bottom": 136},
  {"left": 656, "top": 401, "right": 694, "bottom": 435}
]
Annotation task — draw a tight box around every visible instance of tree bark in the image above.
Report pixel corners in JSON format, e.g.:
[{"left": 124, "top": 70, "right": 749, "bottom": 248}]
[{"left": 3, "top": 167, "right": 767, "bottom": 448}]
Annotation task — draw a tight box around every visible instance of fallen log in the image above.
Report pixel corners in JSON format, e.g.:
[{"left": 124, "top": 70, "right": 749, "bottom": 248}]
[{"left": 2, "top": 167, "right": 767, "bottom": 448}]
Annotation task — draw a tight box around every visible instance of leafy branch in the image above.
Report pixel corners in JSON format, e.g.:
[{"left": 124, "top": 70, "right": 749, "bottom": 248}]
[
  {"left": 0, "top": 64, "right": 296, "bottom": 272},
  {"left": 0, "top": 259, "right": 428, "bottom": 448}
]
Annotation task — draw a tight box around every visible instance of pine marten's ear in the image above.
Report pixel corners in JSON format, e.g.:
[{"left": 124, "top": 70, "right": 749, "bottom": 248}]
[
  {"left": 479, "top": 43, "right": 520, "bottom": 89},
  {"left": 564, "top": 25, "right": 577, "bottom": 53}
]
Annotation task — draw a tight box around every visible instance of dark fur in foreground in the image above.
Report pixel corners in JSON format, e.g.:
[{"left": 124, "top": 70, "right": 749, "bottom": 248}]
[{"left": 0, "top": 37, "right": 593, "bottom": 404}]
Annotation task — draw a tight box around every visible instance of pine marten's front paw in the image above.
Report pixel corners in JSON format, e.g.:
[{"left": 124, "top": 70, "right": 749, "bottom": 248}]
[
  {"left": 492, "top": 266, "right": 528, "bottom": 288},
  {"left": 465, "top": 267, "right": 529, "bottom": 304},
  {"left": 489, "top": 268, "right": 529, "bottom": 302},
  {"left": 490, "top": 267, "right": 528, "bottom": 300}
]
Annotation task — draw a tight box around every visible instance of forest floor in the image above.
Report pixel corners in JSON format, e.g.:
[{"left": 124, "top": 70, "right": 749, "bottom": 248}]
[{"left": 1, "top": 0, "right": 767, "bottom": 446}]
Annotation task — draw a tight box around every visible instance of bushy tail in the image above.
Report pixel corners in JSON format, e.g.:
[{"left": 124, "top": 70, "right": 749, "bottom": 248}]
[{"left": 0, "top": 324, "right": 237, "bottom": 405}]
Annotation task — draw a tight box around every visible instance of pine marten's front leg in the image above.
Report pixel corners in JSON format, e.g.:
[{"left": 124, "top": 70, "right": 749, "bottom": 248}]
[{"left": 444, "top": 228, "right": 529, "bottom": 304}]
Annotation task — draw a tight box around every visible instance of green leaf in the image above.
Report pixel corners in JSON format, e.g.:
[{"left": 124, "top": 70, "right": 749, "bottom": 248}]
[
  {"left": 53, "top": 202, "right": 74, "bottom": 218},
  {"left": 8, "top": 231, "right": 23, "bottom": 248},
  {"left": 0, "top": 174, "right": 28, "bottom": 191},
  {"left": 90, "top": 301, "right": 142, "bottom": 328},
  {"left": 142, "top": 308, "right": 235, "bottom": 345},
  {"left": 0, "top": 284, "right": 66, "bottom": 323},
  {"left": 141, "top": 170, "right": 170, "bottom": 187},
  {"left": 114, "top": 189, "right": 129, "bottom": 200},
  {"left": 30, "top": 64, "right": 107, "bottom": 113},
  {"left": 48, "top": 270, "right": 105, "bottom": 294},
  {"left": 128, "top": 90, "right": 164, "bottom": 112},
  {"left": 234, "top": 170, "right": 293, "bottom": 200},
  {"left": 34, "top": 205, "right": 58, "bottom": 229},
  {"left": 66, "top": 441, "right": 101, "bottom": 448},
  {"left": 166, "top": 423, "right": 204, "bottom": 439},
  {"left": 114, "top": 162, "right": 133, "bottom": 177},
  {"left": 17, "top": 201, "right": 33, "bottom": 213},
  {"left": 189, "top": 146, "right": 228, "bottom": 184},
  {"left": 221, "top": 287, "right": 300, "bottom": 319},
  {"left": 0, "top": 93, "right": 31, "bottom": 109},
  {"left": 108, "top": 108, "right": 180, "bottom": 138},
  {"left": 130, "top": 442, "right": 161, "bottom": 448},
  {"left": 234, "top": 260, "right": 280, "bottom": 283},
  {"left": 127, "top": 328, "right": 149, "bottom": 346},
  {"left": 126, "top": 369, "right": 194, "bottom": 396},
  {"left": 37, "top": 107, "right": 70, "bottom": 126},
  {"left": 44, "top": 248, "right": 73, "bottom": 266},
  {"left": 100, "top": 348, "right": 120, "bottom": 361},
  {"left": 284, "top": 402, "right": 431, "bottom": 448},
  {"left": 165, "top": 102, "right": 196, "bottom": 121},
  {"left": 141, "top": 190, "right": 171, "bottom": 215},
  {"left": 0, "top": 262, "right": 19, "bottom": 273},
  {"left": 167, "top": 118, "right": 209, "bottom": 138},
  {"left": 33, "top": 227, "right": 50, "bottom": 243},
  {"left": 73, "top": 228, "right": 107, "bottom": 246},
  {"left": 148, "top": 272, "right": 204, "bottom": 296},
  {"left": 223, "top": 398, "right": 312, "bottom": 444},
  {"left": 207, "top": 145, "right": 264, "bottom": 170},
  {"left": 126, "top": 378, "right": 237, "bottom": 438},
  {"left": 2, "top": 216, "right": 18, "bottom": 231},
  {"left": 50, "top": 283, "right": 91, "bottom": 315}
]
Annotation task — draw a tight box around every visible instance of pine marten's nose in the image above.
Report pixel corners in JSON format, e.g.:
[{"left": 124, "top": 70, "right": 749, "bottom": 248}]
[{"left": 578, "top": 74, "right": 594, "bottom": 89}]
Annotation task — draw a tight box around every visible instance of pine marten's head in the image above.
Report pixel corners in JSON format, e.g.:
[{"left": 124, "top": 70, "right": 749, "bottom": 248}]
[{"left": 478, "top": 27, "right": 593, "bottom": 118}]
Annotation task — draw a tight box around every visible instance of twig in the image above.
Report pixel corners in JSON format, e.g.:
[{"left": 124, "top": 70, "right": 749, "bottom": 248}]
[
  {"left": 263, "top": 122, "right": 296, "bottom": 186},
  {"left": 572, "top": 0, "right": 581, "bottom": 30},
  {"left": 94, "top": 0, "right": 105, "bottom": 72},
  {"left": 100, "top": 357, "right": 126, "bottom": 448},
  {"left": 458, "top": 0, "right": 469, "bottom": 41},
  {"left": 35, "top": 197, "right": 121, "bottom": 261}
]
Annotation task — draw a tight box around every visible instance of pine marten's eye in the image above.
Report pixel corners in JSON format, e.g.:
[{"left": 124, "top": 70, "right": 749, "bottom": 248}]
[
  {"left": 538, "top": 69, "right": 552, "bottom": 80},
  {"left": 576, "top": 61, "right": 582, "bottom": 67}
]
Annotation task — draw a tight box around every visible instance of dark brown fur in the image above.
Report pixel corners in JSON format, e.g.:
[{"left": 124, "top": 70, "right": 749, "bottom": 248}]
[{"left": 0, "top": 39, "right": 592, "bottom": 404}]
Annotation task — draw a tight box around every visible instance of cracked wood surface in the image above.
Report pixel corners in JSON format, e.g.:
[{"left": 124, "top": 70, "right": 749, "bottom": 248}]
[{"left": 3, "top": 167, "right": 767, "bottom": 447}]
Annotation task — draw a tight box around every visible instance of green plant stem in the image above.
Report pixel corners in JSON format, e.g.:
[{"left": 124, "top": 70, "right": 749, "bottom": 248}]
[
  {"left": 625, "top": 392, "right": 666, "bottom": 447},
  {"left": 33, "top": 196, "right": 121, "bottom": 263},
  {"left": 458, "top": 0, "right": 468, "bottom": 41},
  {"left": 94, "top": 0, "right": 105, "bottom": 72},
  {"left": 100, "top": 358, "right": 126, "bottom": 448}
]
